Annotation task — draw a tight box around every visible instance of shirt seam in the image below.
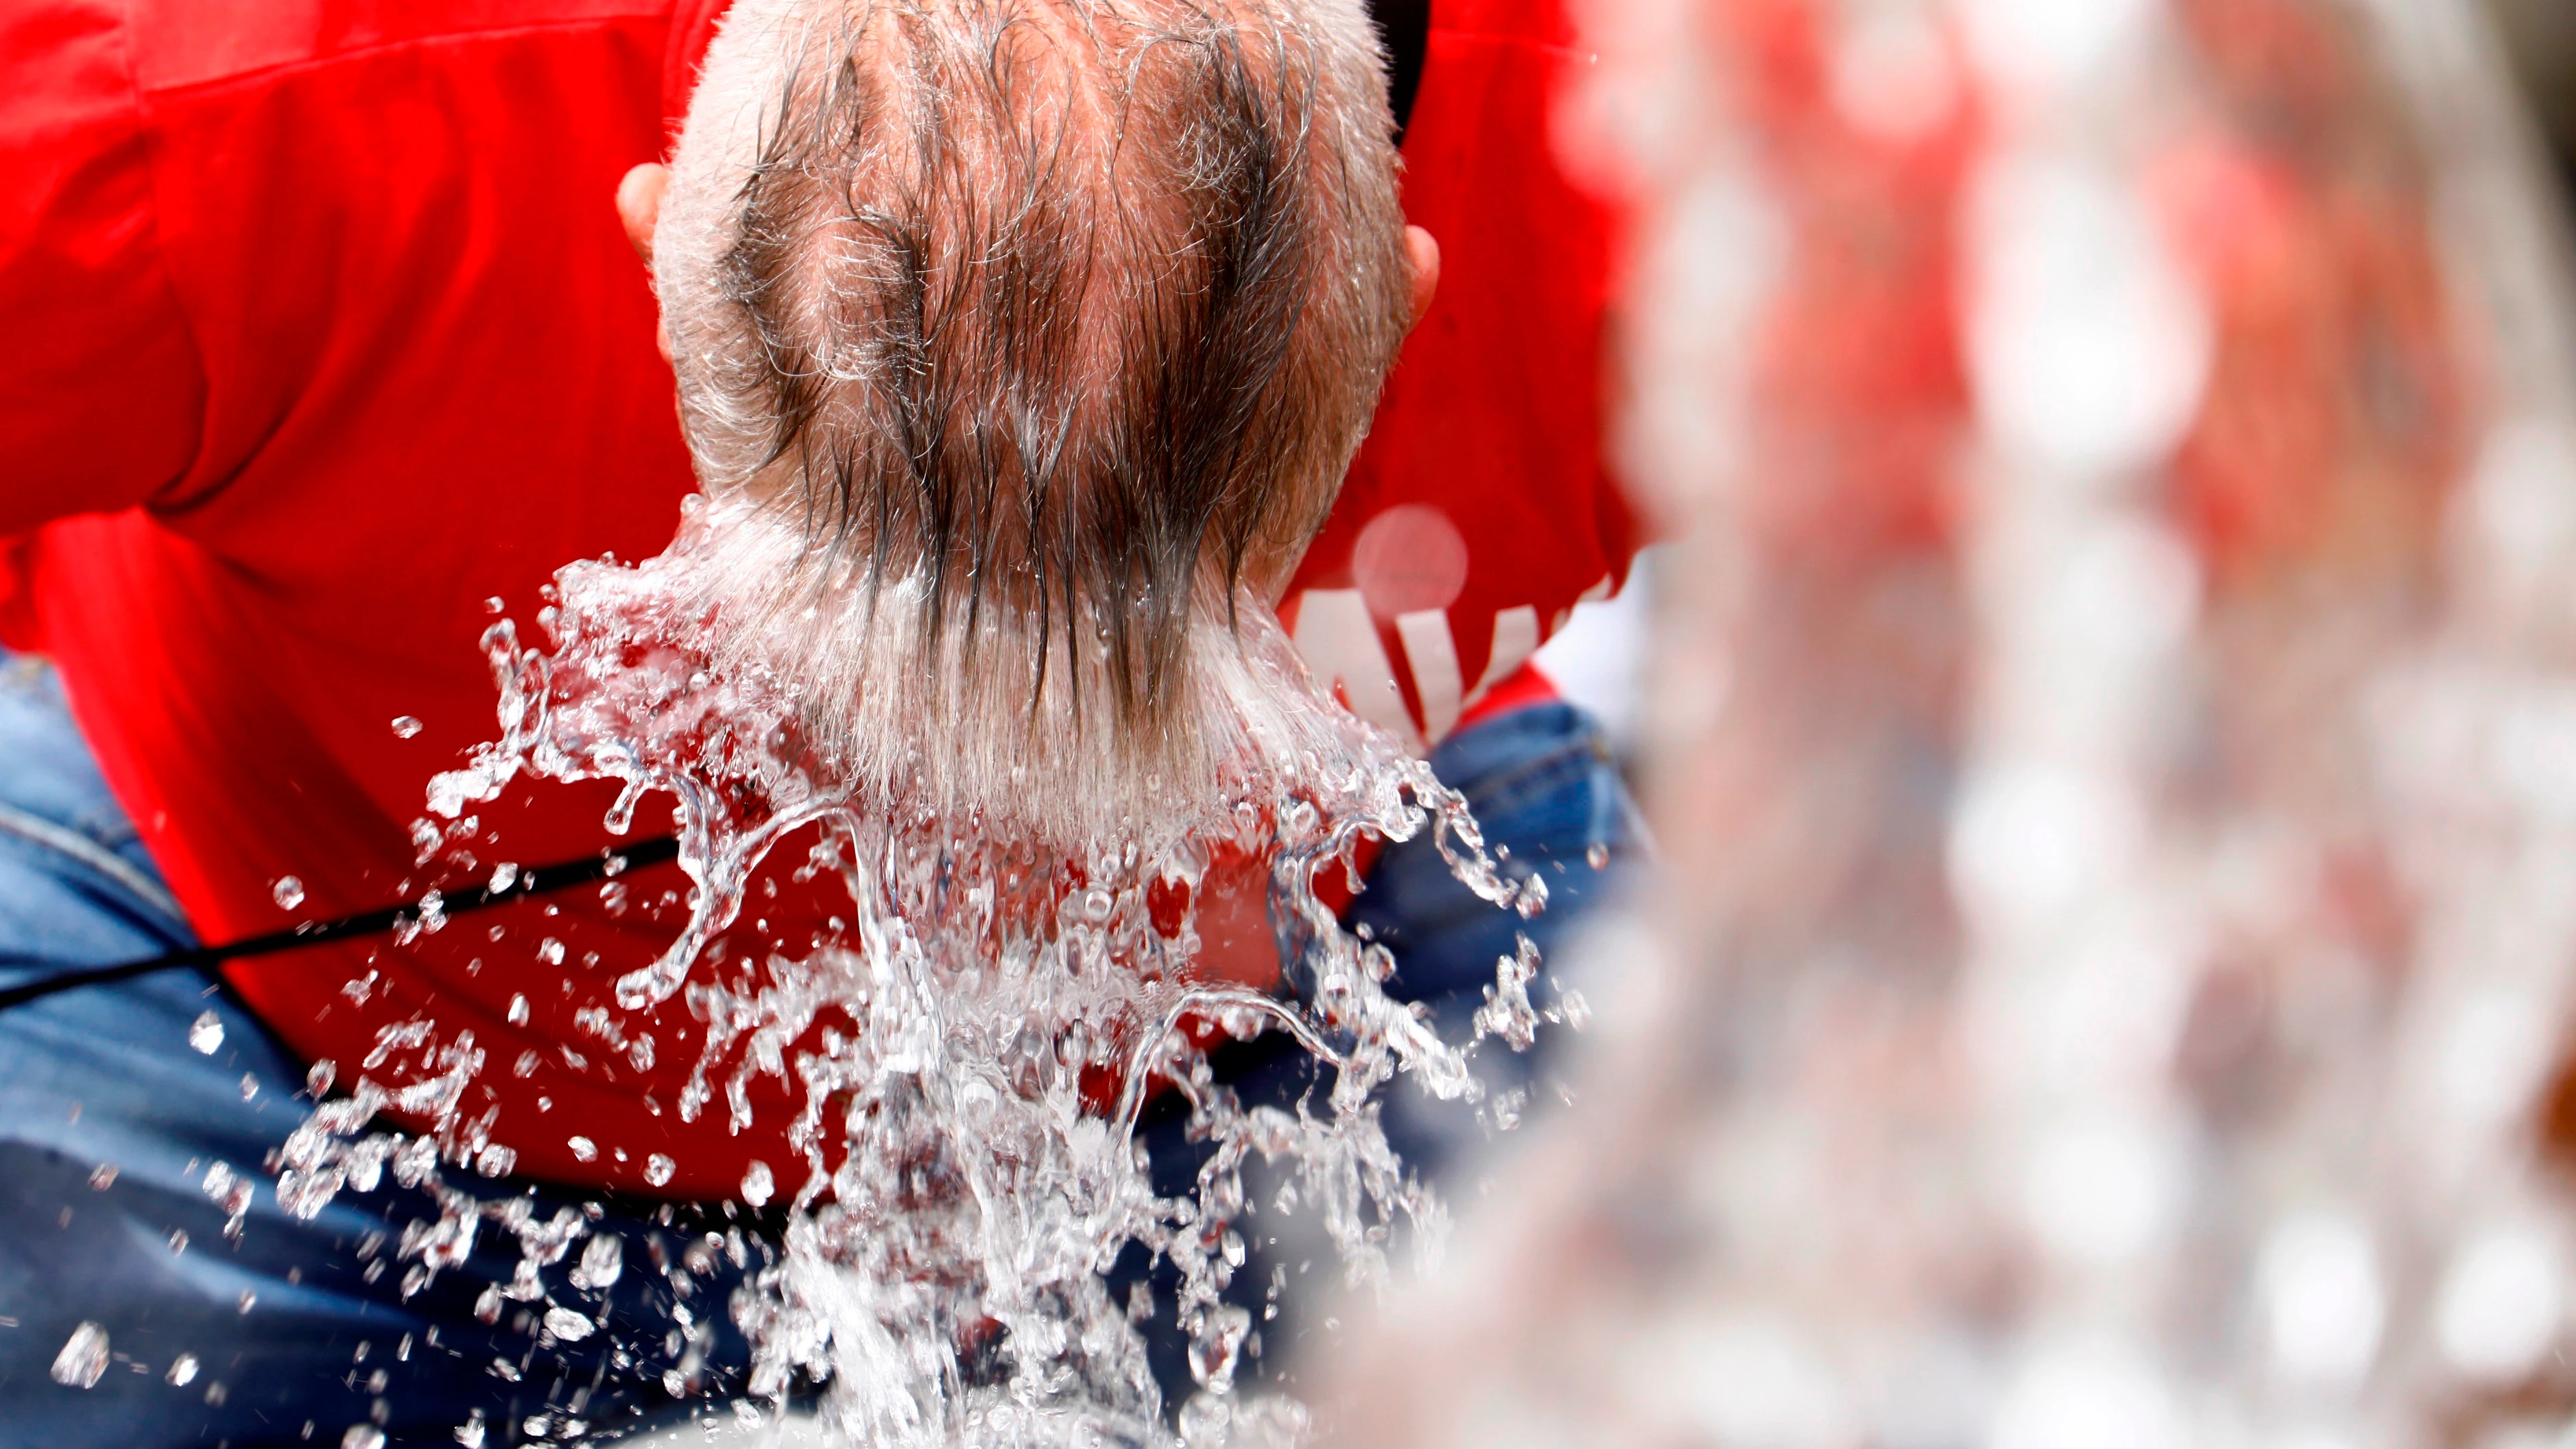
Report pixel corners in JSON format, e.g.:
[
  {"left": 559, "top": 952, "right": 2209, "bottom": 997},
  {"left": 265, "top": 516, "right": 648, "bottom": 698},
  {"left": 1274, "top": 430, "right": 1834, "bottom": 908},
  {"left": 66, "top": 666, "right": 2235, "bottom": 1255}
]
[
  {"left": 112, "top": 0, "right": 214, "bottom": 503},
  {"left": 133, "top": 10, "right": 672, "bottom": 103}
]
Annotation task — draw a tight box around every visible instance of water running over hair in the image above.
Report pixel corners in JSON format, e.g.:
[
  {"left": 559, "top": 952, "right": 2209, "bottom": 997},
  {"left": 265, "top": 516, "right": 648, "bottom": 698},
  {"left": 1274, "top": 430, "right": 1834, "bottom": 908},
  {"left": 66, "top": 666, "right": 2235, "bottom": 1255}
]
[{"left": 271, "top": 497, "right": 1568, "bottom": 1445}]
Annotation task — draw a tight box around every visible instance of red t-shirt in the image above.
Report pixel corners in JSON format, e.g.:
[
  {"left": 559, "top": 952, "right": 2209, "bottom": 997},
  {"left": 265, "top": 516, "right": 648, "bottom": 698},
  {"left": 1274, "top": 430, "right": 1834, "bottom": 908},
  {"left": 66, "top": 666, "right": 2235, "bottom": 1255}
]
[
  {"left": 1282, "top": 0, "right": 1634, "bottom": 748},
  {"left": 0, "top": 0, "right": 1630, "bottom": 1199}
]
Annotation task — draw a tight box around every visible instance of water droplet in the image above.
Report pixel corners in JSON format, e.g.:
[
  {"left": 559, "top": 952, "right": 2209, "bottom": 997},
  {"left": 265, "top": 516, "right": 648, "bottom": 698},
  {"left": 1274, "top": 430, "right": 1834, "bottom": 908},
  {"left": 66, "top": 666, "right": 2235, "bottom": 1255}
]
[
  {"left": 740, "top": 1161, "right": 775, "bottom": 1208},
  {"left": 472, "top": 1286, "right": 501, "bottom": 1325},
  {"left": 237, "top": 1291, "right": 256, "bottom": 1315},
  {"left": 272, "top": 876, "right": 306, "bottom": 910},
  {"left": 87, "top": 1163, "right": 117, "bottom": 1190},
  {"left": 506, "top": 994, "right": 529, "bottom": 1027},
  {"left": 187, "top": 1011, "right": 224, "bottom": 1055},
  {"left": 1586, "top": 841, "right": 1611, "bottom": 870},
  {"left": 567, "top": 1136, "right": 597, "bottom": 1162},
  {"left": 2437, "top": 1225, "right": 2562, "bottom": 1380},
  {"left": 488, "top": 861, "right": 518, "bottom": 894},
  {"left": 50, "top": 1322, "right": 108, "bottom": 1387},
  {"left": 454, "top": 1411, "right": 487, "bottom": 1448},
  {"left": 342, "top": 1425, "right": 387, "bottom": 1449},
  {"left": 576, "top": 1232, "right": 623, "bottom": 1290},
  {"left": 307, "top": 1059, "right": 336, "bottom": 1097},
  {"left": 541, "top": 1307, "right": 593, "bottom": 1343},
  {"left": 389, "top": 716, "right": 424, "bottom": 740},
  {"left": 239, "top": 1073, "right": 259, "bottom": 1101},
  {"left": 643, "top": 1153, "right": 676, "bottom": 1187},
  {"left": 1185, "top": 1304, "right": 1253, "bottom": 1394},
  {"left": 167, "top": 1229, "right": 188, "bottom": 1255},
  {"left": 537, "top": 937, "right": 566, "bottom": 966},
  {"left": 167, "top": 1352, "right": 198, "bottom": 1386}
]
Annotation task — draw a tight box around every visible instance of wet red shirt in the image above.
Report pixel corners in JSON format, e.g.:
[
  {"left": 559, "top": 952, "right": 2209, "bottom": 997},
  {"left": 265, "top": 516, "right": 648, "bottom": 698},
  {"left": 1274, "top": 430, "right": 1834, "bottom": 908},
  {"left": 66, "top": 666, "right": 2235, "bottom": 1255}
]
[{"left": 0, "top": 0, "right": 1628, "bottom": 1198}]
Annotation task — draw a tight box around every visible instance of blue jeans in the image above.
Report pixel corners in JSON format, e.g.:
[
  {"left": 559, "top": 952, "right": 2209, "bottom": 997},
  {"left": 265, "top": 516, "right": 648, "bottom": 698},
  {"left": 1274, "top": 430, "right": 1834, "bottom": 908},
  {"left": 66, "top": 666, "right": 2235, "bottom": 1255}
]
[
  {"left": 1112, "top": 699, "right": 1646, "bottom": 1402},
  {"left": 0, "top": 657, "right": 761, "bottom": 1448}
]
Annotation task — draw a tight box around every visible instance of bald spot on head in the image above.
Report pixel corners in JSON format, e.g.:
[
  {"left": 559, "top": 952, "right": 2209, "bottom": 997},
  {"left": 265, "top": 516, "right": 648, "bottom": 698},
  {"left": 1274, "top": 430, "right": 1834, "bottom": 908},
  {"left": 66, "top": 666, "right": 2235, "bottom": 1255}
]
[{"left": 658, "top": 0, "right": 1411, "bottom": 737}]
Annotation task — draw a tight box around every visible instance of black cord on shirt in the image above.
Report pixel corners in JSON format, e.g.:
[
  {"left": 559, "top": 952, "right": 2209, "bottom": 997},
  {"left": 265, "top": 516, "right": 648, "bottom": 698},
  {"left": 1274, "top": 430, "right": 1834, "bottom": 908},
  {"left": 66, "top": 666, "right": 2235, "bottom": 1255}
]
[{"left": 0, "top": 835, "right": 683, "bottom": 1012}]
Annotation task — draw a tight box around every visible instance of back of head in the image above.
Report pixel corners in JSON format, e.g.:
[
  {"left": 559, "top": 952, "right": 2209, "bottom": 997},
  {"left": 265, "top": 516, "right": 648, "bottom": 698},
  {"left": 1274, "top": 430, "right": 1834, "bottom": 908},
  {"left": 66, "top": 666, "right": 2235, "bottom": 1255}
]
[{"left": 653, "top": 0, "right": 1411, "bottom": 834}]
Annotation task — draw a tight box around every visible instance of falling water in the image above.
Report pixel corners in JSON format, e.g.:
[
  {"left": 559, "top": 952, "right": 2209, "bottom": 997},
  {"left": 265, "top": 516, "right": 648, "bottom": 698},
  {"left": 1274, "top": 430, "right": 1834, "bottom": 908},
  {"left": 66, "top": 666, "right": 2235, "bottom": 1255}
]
[{"left": 259, "top": 498, "right": 1563, "bottom": 1445}]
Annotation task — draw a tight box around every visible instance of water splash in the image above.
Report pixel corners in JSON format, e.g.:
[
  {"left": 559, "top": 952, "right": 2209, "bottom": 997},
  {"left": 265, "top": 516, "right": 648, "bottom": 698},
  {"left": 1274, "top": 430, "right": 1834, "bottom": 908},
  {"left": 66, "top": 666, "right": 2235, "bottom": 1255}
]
[
  {"left": 273, "top": 498, "right": 1560, "bottom": 1443},
  {"left": 49, "top": 1321, "right": 107, "bottom": 1389}
]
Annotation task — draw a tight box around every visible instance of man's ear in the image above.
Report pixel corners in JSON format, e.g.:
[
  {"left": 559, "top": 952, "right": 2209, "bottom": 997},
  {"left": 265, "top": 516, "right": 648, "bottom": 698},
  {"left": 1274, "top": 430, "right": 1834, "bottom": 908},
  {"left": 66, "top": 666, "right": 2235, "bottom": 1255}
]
[
  {"left": 617, "top": 163, "right": 671, "bottom": 267},
  {"left": 1403, "top": 224, "right": 1440, "bottom": 331},
  {"left": 617, "top": 164, "right": 674, "bottom": 364}
]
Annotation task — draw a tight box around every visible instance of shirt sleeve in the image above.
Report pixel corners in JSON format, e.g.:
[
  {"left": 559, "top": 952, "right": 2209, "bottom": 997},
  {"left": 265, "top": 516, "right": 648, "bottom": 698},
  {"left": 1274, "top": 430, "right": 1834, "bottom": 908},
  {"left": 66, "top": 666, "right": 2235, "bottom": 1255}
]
[{"left": 0, "top": 0, "right": 206, "bottom": 537}]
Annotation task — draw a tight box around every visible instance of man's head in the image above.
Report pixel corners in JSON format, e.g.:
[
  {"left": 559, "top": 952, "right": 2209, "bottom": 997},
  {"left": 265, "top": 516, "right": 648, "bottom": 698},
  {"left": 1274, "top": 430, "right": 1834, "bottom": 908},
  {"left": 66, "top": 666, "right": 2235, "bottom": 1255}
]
[{"left": 621, "top": 0, "right": 1429, "bottom": 828}]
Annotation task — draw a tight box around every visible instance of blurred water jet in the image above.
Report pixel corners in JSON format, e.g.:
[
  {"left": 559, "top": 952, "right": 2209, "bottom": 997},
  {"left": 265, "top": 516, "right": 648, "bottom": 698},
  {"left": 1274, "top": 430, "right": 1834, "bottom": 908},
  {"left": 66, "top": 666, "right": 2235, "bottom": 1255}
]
[{"left": 1313, "top": 1, "right": 2576, "bottom": 1446}]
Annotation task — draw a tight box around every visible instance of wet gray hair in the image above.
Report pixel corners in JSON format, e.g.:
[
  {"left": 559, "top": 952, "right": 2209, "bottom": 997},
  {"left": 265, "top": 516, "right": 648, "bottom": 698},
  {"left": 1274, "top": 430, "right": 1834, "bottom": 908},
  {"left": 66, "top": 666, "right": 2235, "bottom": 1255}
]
[{"left": 652, "top": 0, "right": 1409, "bottom": 822}]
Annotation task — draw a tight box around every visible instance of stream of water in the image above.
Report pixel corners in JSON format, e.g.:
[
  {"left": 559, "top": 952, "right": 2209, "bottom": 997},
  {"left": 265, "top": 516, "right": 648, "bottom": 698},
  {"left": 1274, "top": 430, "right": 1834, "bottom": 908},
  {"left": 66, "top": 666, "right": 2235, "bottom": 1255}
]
[{"left": 263, "top": 497, "right": 1564, "bottom": 1446}]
